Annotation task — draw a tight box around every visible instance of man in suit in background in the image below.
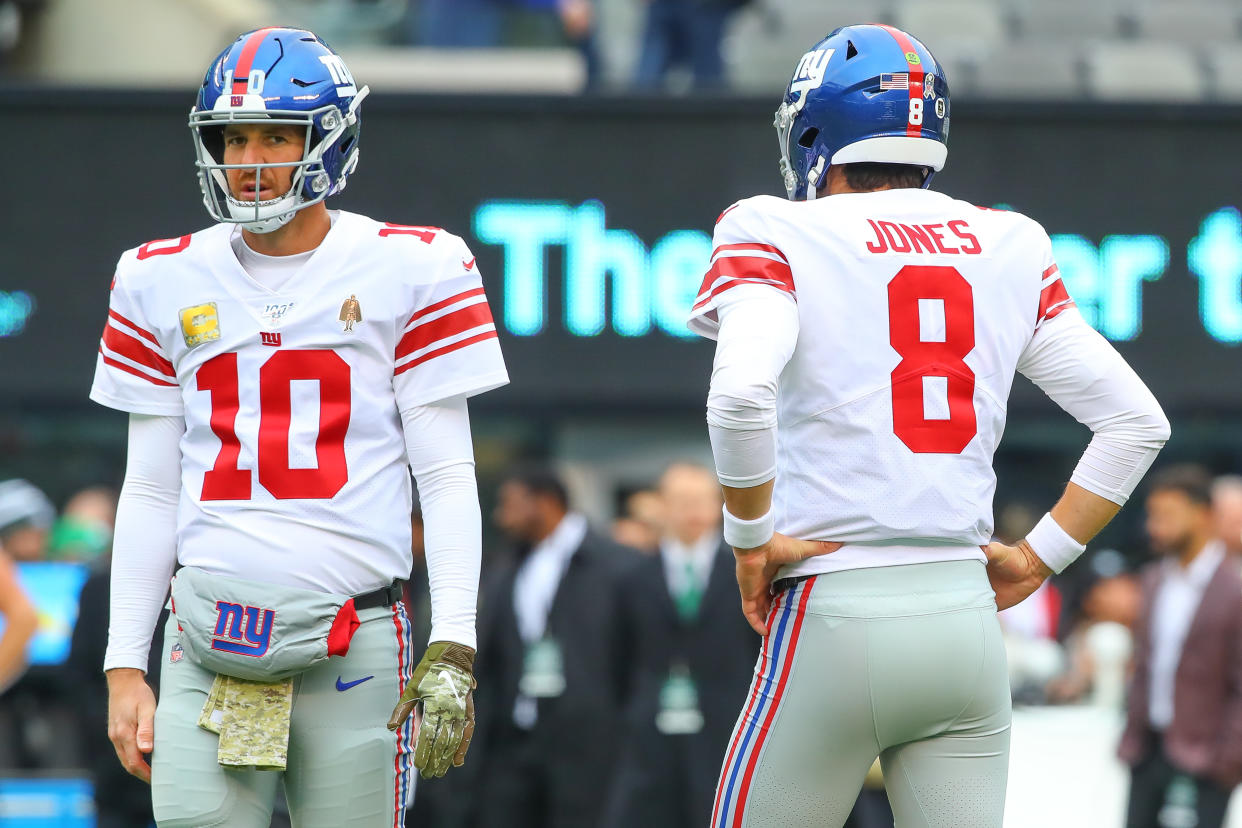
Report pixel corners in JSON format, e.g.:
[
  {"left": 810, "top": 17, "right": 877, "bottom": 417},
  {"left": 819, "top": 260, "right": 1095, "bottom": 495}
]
[
  {"left": 1210, "top": 474, "right": 1242, "bottom": 558},
  {"left": 1119, "top": 465, "right": 1242, "bottom": 828},
  {"left": 605, "top": 462, "right": 756, "bottom": 828},
  {"left": 471, "top": 467, "right": 636, "bottom": 828}
]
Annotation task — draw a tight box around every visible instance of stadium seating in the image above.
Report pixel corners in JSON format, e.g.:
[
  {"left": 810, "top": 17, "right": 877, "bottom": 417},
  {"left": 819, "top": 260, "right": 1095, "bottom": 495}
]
[
  {"left": 1206, "top": 46, "right": 1242, "bottom": 100},
  {"left": 7, "top": 0, "right": 1241, "bottom": 101},
  {"left": 895, "top": 1, "right": 1008, "bottom": 62},
  {"left": 1011, "top": 2, "right": 1125, "bottom": 43},
  {"left": 716, "top": 0, "right": 1234, "bottom": 102},
  {"left": 724, "top": 0, "right": 897, "bottom": 92},
  {"left": 973, "top": 42, "right": 1084, "bottom": 100},
  {"left": 1133, "top": 4, "right": 1241, "bottom": 45},
  {"left": 1085, "top": 41, "right": 1206, "bottom": 102}
]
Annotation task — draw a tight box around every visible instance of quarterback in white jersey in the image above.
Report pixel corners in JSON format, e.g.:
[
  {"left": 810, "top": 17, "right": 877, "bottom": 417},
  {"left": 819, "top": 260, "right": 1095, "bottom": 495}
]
[
  {"left": 93, "top": 29, "right": 505, "bottom": 828},
  {"left": 94, "top": 215, "right": 503, "bottom": 596},
  {"left": 695, "top": 25, "right": 1169, "bottom": 828}
]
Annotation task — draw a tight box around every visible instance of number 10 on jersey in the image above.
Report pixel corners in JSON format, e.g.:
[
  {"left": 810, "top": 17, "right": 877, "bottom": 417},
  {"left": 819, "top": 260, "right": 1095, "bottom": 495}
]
[
  {"left": 198, "top": 350, "right": 352, "bottom": 501},
  {"left": 888, "top": 265, "right": 977, "bottom": 454}
]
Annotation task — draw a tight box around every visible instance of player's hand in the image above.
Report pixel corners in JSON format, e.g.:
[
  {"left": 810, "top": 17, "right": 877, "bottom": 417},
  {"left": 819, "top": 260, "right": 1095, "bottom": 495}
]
[
  {"left": 734, "top": 534, "right": 841, "bottom": 636},
  {"left": 985, "top": 539, "right": 1053, "bottom": 611},
  {"left": 106, "top": 667, "right": 156, "bottom": 783},
  {"left": 388, "top": 641, "right": 476, "bottom": 779}
]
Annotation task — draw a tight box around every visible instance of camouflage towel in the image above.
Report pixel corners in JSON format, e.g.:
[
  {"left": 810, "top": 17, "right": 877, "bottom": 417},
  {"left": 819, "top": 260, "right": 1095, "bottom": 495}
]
[{"left": 197, "top": 674, "right": 294, "bottom": 770}]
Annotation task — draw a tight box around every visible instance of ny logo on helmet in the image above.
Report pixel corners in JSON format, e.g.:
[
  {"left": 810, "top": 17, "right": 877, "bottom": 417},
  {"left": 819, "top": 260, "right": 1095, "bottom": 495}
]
[
  {"left": 211, "top": 601, "right": 275, "bottom": 657},
  {"left": 318, "top": 55, "right": 358, "bottom": 96},
  {"left": 789, "top": 49, "right": 835, "bottom": 107}
]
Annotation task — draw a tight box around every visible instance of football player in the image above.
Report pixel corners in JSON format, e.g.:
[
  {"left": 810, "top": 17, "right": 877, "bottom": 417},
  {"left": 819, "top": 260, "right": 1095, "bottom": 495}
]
[
  {"left": 93, "top": 28, "right": 507, "bottom": 828},
  {"left": 692, "top": 24, "right": 1170, "bottom": 828}
]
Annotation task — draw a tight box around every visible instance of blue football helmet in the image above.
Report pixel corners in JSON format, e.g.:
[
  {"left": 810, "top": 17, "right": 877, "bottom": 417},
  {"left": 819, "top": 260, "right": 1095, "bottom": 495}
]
[
  {"left": 190, "top": 28, "right": 369, "bottom": 233},
  {"left": 774, "top": 24, "right": 949, "bottom": 201}
]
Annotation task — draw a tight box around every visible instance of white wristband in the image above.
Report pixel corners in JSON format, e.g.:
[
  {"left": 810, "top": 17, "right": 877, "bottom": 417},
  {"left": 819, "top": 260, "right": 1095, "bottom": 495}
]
[
  {"left": 1024, "top": 512, "right": 1086, "bottom": 574},
  {"left": 722, "top": 505, "right": 775, "bottom": 550}
]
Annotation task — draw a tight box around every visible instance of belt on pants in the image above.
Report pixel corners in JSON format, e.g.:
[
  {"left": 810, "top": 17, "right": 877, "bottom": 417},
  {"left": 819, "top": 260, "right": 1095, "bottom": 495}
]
[
  {"left": 353, "top": 580, "right": 405, "bottom": 610},
  {"left": 771, "top": 574, "right": 815, "bottom": 594}
]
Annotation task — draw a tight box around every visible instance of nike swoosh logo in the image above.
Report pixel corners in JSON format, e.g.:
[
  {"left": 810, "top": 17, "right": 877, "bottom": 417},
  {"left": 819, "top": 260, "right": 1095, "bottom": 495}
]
[
  {"left": 336, "top": 675, "right": 374, "bottom": 691},
  {"left": 439, "top": 669, "right": 467, "bottom": 706},
  {"left": 462, "top": 257, "right": 476, "bottom": 271}
]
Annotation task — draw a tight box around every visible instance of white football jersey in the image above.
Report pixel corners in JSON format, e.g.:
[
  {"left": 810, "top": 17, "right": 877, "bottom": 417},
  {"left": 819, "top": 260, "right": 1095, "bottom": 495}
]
[
  {"left": 690, "top": 190, "right": 1074, "bottom": 569},
  {"left": 90, "top": 211, "right": 508, "bottom": 595}
]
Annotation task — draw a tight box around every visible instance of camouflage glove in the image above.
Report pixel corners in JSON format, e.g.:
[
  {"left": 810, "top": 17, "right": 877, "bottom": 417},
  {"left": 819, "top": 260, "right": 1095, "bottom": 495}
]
[{"left": 387, "top": 641, "right": 476, "bottom": 779}]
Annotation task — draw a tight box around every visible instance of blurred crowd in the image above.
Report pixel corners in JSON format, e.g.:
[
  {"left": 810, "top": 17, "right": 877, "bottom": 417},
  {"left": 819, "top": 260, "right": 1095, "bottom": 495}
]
[
  {"left": 999, "top": 470, "right": 1242, "bottom": 710},
  {"left": 0, "top": 479, "right": 118, "bottom": 697},
  {"left": 2, "top": 460, "right": 1242, "bottom": 826},
  {"left": 408, "top": 0, "right": 752, "bottom": 90},
  {"left": 0, "top": 0, "right": 753, "bottom": 92}
]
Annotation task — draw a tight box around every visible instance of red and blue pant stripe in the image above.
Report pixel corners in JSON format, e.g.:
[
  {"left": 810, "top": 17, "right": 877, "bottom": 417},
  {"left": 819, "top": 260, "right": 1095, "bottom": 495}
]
[
  {"left": 711, "top": 577, "right": 816, "bottom": 828},
  {"left": 390, "top": 603, "right": 415, "bottom": 828}
]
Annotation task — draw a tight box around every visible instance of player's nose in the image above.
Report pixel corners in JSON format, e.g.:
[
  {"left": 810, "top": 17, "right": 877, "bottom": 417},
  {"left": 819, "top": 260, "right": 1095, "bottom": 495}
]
[{"left": 237, "top": 139, "right": 266, "bottom": 166}]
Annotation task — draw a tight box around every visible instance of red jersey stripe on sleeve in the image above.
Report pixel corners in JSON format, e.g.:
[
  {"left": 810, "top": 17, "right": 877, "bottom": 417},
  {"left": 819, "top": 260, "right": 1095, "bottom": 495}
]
[
  {"left": 108, "top": 309, "right": 161, "bottom": 347},
  {"left": 1042, "top": 263, "right": 1060, "bottom": 280},
  {"left": 1037, "top": 277, "right": 1075, "bottom": 326},
  {"left": 405, "top": 288, "right": 487, "bottom": 328},
  {"left": 102, "top": 324, "right": 176, "bottom": 378},
  {"left": 99, "top": 348, "right": 178, "bottom": 387},
  {"left": 396, "top": 302, "right": 494, "bottom": 361},
  {"left": 693, "top": 256, "right": 796, "bottom": 311},
  {"left": 708, "top": 255, "right": 795, "bottom": 292},
  {"left": 394, "top": 330, "right": 499, "bottom": 377}
]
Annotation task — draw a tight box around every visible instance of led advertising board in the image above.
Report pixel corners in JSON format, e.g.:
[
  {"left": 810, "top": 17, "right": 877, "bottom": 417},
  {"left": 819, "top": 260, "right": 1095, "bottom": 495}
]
[{"left": 2, "top": 94, "right": 1238, "bottom": 413}]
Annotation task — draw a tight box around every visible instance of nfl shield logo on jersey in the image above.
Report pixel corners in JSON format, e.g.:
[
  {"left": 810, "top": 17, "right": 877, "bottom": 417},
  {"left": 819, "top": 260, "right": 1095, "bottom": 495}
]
[{"left": 170, "top": 643, "right": 184, "bottom": 663}]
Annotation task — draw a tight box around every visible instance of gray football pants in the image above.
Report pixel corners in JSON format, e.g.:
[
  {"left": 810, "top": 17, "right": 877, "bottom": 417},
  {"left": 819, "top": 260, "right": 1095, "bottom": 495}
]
[
  {"left": 710, "top": 560, "right": 1011, "bottom": 828},
  {"left": 151, "top": 603, "right": 416, "bottom": 828}
]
